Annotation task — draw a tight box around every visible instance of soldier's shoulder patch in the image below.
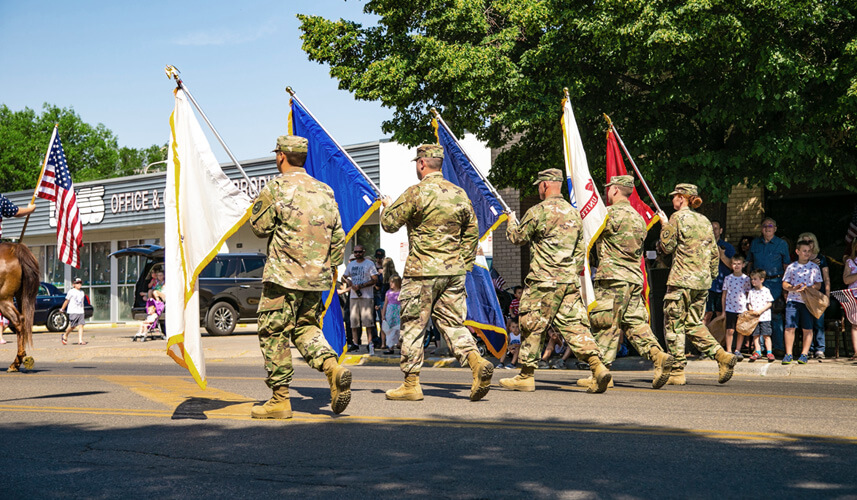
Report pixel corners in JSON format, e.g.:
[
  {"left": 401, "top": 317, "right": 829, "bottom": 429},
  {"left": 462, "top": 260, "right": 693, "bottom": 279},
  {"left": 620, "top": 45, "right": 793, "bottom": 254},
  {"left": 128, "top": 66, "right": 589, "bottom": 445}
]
[{"left": 252, "top": 201, "right": 263, "bottom": 214}]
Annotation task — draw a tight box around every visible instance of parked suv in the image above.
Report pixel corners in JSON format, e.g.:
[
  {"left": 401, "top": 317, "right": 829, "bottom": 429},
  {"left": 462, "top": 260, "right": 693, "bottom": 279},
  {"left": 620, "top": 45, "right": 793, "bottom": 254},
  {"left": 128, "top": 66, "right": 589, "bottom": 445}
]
[{"left": 110, "top": 245, "right": 265, "bottom": 336}]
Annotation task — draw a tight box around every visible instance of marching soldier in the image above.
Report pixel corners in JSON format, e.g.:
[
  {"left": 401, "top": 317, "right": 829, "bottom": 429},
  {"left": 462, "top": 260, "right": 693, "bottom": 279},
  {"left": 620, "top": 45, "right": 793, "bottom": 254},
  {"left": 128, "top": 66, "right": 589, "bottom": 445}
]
[
  {"left": 249, "top": 135, "right": 352, "bottom": 419},
  {"left": 499, "top": 168, "right": 612, "bottom": 393},
  {"left": 380, "top": 144, "right": 494, "bottom": 402},
  {"left": 657, "top": 183, "right": 737, "bottom": 385},
  {"left": 578, "top": 175, "right": 675, "bottom": 390}
]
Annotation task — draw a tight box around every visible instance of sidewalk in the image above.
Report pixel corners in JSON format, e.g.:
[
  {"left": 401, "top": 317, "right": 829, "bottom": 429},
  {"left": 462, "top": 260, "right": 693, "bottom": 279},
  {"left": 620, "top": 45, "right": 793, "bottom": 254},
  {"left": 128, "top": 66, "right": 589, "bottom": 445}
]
[{"left": 6, "top": 326, "right": 856, "bottom": 379}]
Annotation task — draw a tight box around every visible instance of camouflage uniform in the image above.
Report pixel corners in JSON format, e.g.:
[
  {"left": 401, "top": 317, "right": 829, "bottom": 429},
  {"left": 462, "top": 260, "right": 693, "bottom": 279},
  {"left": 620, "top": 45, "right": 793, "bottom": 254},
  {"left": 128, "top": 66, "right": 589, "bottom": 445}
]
[
  {"left": 591, "top": 195, "right": 661, "bottom": 365},
  {"left": 659, "top": 185, "right": 722, "bottom": 369},
  {"left": 250, "top": 137, "right": 345, "bottom": 389},
  {"left": 380, "top": 148, "right": 480, "bottom": 374},
  {"left": 506, "top": 170, "right": 600, "bottom": 368}
]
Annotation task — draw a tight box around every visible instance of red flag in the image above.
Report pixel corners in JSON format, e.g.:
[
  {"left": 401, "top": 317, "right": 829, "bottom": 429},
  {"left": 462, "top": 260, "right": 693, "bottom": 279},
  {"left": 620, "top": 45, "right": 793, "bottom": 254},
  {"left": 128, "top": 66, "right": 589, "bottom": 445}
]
[{"left": 605, "top": 129, "right": 659, "bottom": 317}]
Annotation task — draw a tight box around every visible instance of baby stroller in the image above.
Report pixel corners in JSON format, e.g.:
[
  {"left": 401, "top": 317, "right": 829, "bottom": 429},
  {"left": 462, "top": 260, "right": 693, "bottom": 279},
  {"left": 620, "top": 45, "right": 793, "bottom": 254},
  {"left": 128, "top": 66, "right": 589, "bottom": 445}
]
[{"left": 133, "top": 299, "right": 166, "bottom": 342}]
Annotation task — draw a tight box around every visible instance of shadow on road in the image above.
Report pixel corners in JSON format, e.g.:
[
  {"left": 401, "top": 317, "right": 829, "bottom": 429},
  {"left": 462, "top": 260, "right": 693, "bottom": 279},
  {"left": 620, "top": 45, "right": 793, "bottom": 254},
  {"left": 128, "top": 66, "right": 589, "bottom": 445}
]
[{"left": 1, "top": 414, "right": 855, "bottom": 498}]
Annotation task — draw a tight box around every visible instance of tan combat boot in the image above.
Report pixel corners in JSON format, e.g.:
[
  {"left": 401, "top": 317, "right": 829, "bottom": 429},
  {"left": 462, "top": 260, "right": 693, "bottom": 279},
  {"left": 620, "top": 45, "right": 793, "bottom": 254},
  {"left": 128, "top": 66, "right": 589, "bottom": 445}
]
[
  {"left": 586, "top": 356, "right": 612, "bottom": 394},
  {"left": 386, "top": 374, "right": 424, "bottom": 401},
  {"left": 649, "top": 346, "right": 676, "bottom": 390},
  {"left": 575, "top": 376, "right": 614, "bottom": 389},
  {"left": 466, "top": 351, "right": 494, "bottom": 401},
  {"left": 666, "top": 367, "right": 686, "bottom": 385},
  {"left": 715, "top": 349, "right": 737, "bottom": 384},
  {"left": 499, "top": 366, "right": 536, "bottom": 392},
  {"left": 322, "top": 357, "right": 352, "bottom": 414},
  {"left": 251, "top": 386, "right": 292, "bottom": 419}
]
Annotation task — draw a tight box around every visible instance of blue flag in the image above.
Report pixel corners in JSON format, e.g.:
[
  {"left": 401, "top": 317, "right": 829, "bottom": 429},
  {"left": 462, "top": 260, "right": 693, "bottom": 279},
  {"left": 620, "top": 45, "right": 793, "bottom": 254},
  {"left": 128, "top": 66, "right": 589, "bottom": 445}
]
[
  {"left": 434, "top": 117, "right": 508, "bottom": 358},
  {"left": 435, "top": 122, "right": 507, "bottom": 239},
  {"left": 290, "top": 97, "right": 380, "bottom": 356}
]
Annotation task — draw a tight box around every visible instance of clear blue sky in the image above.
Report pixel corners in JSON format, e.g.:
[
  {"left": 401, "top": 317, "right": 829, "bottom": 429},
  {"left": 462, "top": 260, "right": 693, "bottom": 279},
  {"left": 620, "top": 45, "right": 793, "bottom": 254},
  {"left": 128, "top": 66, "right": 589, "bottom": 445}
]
[{"left": 0, "top": 0, "right": 392, "bottom": 162}]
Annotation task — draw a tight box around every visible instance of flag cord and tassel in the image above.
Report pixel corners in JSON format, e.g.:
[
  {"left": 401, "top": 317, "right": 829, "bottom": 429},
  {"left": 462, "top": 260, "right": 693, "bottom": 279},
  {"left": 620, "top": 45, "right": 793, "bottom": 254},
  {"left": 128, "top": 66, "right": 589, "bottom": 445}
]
[
  {"left": 285, "top": 86, "right": 382, "bottom": 198},
  {"left": 602, "top": 113, "right": 662, "bottom": 215},
  {"left": 165, "top": 65, "right": 257, "bottom": 197},
  {"left": 19, "top": 124, "right": 58, "bottom": 243},
  {"left": 429, "top": 108, "right": 511, "bottom": 214}
]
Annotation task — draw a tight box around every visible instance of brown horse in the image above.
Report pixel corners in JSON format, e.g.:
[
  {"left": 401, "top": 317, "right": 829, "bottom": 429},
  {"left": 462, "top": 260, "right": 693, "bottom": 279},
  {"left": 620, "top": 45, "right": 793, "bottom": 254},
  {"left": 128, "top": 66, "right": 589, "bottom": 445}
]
[{"left": 0, "top": 243, "right": 39, "bottom": 372}]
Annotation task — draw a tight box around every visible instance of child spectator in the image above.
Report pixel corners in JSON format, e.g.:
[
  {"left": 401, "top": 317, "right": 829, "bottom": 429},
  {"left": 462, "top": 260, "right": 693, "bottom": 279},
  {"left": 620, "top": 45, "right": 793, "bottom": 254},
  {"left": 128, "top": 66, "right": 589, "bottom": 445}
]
[
  {"left": 798, "top": 232, "right": 831, "bottom": 359},
  {"left": 61, "top": 278, "right": 88, "bottom": 345},
  {"left": 538, "top": 328, "right": 572, "bottom": 369},
  {"left": 746, "top": 269, "right": 775, "bottom": 361},
  {"left": 496, "top": 317, "right": 521, "bottom": 369},
  {"left": 381, "top": 276, "right": 402, "bottom": 355},
  {"left": 843, "top": 239, "right": 857, "bottom": 360},
  {"left": 782, "top": 239, "right": 823, "bottom": 364},
  {"left": 509, "top": 286, "right": 523, "bottom": 319},
  {"left": 134, "top": 303, "right": 160, "bottom": 342},
  {"left": 722, "top": 255, "right": 751, "bottom": 360}
]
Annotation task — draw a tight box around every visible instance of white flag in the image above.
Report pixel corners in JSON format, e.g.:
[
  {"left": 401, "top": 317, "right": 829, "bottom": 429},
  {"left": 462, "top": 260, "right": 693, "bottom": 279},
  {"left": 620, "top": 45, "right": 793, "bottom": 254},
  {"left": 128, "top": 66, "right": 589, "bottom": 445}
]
[
  {"left": 561, "top": 97, "right": 608, "bottom": 311},
  {"left": 165, "top": 89, "right": 254, "bottom": 389}
]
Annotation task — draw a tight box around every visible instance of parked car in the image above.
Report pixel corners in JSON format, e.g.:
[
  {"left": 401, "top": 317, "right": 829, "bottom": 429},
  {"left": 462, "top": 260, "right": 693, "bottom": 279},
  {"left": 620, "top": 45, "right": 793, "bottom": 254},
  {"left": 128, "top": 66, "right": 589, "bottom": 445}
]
[
  {"left": 32, "top": 282, "right": 94, "bottom": 332},
  {"left": 110, "top": 245, "right": 265, "bottom": 336}
]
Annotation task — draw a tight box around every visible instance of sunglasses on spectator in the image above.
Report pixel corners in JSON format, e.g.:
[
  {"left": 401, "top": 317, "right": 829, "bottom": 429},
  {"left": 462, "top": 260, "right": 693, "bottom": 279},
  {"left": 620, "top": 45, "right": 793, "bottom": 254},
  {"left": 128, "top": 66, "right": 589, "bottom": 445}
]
[
  {"left": 762, "top": 224, "right": 775, "bottom": 228},
  {"left": 354, "top": 250, "right": 365, "bottom": 253}
]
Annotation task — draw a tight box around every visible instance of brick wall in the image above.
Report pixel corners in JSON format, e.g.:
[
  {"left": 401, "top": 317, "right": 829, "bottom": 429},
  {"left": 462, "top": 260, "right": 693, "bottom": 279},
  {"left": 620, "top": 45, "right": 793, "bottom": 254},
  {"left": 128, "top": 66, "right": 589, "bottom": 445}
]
[
  {"left": 725, "top": 183, "right": 765, "bottom": 243},
  {"left": 491, "top": 187, "right": 541, "bottom": 288}
]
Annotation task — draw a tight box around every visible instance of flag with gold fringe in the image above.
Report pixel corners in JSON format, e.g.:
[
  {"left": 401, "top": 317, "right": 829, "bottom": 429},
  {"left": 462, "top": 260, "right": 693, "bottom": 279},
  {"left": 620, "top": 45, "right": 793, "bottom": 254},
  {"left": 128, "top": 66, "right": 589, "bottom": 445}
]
[
  {"left": 165, "top": 88, "right": 254, "bottom": 389},
  {"left": 561, "top": 95, "right": 608, "bottom": 311},
  {"left": 289, "top": 94, "right": 380, "bottom": 356},
  {"left": 433, "top": 114, "right": 508, "bottom": 358}
]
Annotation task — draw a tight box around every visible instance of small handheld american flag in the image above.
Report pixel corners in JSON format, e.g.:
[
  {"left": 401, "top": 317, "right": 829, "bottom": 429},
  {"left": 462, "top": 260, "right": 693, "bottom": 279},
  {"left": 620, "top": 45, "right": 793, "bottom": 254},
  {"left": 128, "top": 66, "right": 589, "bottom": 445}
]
[
  {"left": 831, "top": 289, "right": 857, "bottom": 326},
  {"left": 36, "top": 128, "right": 82, "bottom": 268}
]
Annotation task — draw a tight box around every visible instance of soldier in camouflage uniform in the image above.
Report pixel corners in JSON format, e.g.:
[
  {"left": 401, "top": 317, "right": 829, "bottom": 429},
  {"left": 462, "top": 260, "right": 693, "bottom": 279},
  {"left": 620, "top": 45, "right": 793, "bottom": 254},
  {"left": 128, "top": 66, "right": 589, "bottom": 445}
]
[
  {"left": 658, "top": 183, "right": 737, "bottom": 386},
  {"left": 499, "top": 168, "right": 612, "bottom": 394},
  {"left": 380, "top": 144, "right": 494, "bottom": 402},
  {"left": 249, "top": 135, "right": 352, "bottom": 419},
  {"left": 578, "top": 175, "right": 675, "bottom": 390}
]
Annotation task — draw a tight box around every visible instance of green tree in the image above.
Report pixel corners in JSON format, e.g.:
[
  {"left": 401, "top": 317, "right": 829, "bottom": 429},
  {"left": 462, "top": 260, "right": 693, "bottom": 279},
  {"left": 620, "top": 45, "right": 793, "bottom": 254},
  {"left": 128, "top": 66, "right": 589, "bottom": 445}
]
[
  {"left": 0, "top": 104, "right": 166, "bottom": 192},
  {"left": 299, "top": 0, "right": 857, "bottom": 200}
]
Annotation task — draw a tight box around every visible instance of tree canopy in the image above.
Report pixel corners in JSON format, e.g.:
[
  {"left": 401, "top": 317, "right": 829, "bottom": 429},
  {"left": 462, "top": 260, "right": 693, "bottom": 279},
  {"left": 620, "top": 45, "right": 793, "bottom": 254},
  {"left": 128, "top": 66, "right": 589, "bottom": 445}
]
[
  {"left": 299, "top": 0, "right": 857, "bottom": 200},
  {"left": 0, "top": 104, "right": 166, "bottom": 193}
]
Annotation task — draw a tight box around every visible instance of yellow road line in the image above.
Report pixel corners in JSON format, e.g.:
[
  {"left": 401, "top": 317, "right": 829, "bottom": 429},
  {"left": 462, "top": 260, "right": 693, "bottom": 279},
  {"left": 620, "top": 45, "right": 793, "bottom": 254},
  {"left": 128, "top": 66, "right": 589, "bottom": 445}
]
[
  {"left": 100, "top": 375, "right": 257, "bottom": 417},
  {"left": 2, "top": 402, "right": 856, "bottom": 444}
]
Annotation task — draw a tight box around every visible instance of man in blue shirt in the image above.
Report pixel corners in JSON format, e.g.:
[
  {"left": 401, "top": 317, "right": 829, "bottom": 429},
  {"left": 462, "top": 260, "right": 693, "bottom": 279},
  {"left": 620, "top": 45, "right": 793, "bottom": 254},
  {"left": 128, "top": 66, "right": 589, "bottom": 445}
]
[
  {"left": 704, "top": 220, "right": 736, "bottom": 325},
  {"left": 0, "top": 194, "right": 36, "bottom": 238},
  {"left": 746, "top": 217, "right": 790, "bottom": 353}
]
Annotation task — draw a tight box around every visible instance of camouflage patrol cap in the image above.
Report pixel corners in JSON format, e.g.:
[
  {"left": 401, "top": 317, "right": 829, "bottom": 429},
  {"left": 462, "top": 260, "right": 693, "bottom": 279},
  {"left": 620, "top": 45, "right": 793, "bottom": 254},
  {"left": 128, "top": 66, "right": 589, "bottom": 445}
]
[
  {"left": 412, "top": 144, "right": 444, "bottom": 161},
  {"left": 669, "top": 183, "right": 698, "bottom": 197},
  {"left": 533, "top": 168, "right": 564, "bottom": 185},
  {"left": 605, "top": 175, "right": 635, "bottom": 189},
  {"left": 272, "top": 135, "right": 308, "bottom": 153}
]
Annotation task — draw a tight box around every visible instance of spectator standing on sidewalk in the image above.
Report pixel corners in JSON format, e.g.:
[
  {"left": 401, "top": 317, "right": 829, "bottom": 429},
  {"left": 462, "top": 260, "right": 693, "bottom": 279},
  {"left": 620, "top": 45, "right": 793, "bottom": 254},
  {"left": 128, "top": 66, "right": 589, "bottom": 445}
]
[
  {"left": 61, "top": 277, "right": 87, "bottom": 345},
  {"left": 746, "top": 217, "right": 791, "bottom": 354},
  {"left": 798, "top": 232, "right": 831, "bottom": 359},
  {"left": 344, "top": 245, "right": 380, "bottom": 354},
  {"left": 781, "top": 239, "right": 823, "bottom": 365},
  {"left": 843, "top": 239, "right": 857, "bottom": 360}
]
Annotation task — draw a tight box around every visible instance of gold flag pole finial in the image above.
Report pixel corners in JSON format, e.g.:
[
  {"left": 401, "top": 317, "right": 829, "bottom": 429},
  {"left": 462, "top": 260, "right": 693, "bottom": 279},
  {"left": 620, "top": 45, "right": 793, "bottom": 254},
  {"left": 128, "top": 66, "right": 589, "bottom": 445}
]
[
  {"left": 603, "top": 113, "right": 613, "bottom": 128},
  {"left": 285, "top": 86, "right": 295, "bottom": 96}
]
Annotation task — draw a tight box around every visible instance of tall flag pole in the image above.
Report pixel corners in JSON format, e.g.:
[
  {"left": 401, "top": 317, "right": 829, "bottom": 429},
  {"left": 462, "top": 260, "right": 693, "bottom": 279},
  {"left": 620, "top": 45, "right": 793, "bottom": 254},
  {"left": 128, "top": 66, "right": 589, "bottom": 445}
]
[
  {"left": 33, "top": 126, "right": 83, "bottom": 267},
  {"left": 561, "top": 88, "right": 608, "bottom": 311},
  {"left": 18, "top": 123, "right": 57, "bottom": 242},
  {"left": 603, "top": 115, "right": 660, "bottom": 318},
  {"left": 603, "top": 114, "right": 663, "bottom": 215},
  {"left": 431, "top": 109, "right": 509, "bottom": 358},
  {"left": 164, "top": 68, "right": 254, "bottom": 389},
  {"left": 286, "top": 87, "right": 381, "bottom": 357}
]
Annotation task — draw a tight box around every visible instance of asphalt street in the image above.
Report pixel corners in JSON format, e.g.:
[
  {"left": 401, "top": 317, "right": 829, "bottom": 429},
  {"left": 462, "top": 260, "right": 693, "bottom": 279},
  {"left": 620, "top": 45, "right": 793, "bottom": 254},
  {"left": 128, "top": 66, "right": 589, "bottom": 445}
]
[{"left": 1, "top": 327, "right": 856, "bottom": 498}]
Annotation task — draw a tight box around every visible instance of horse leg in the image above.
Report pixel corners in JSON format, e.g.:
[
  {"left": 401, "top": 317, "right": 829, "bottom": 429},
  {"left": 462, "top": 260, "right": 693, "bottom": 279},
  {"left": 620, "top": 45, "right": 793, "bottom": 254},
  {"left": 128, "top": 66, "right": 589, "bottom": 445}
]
[{"left": 0, "top": 300, "right": 30, "bottom": 372}]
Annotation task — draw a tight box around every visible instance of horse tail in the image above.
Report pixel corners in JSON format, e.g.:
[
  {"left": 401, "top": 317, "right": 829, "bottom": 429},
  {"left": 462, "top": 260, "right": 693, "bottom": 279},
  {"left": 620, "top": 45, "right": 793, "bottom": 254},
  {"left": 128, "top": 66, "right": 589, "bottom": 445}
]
[{"left": 13, "top": 244, "right": 39, "bottom": 349}]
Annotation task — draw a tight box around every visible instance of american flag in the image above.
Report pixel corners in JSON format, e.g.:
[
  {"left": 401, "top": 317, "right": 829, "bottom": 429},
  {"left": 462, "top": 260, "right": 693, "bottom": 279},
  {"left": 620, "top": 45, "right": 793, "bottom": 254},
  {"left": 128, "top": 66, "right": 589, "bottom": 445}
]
[
  {"left": 831, "top": 289, "right": 857, "bottom": 326},
  {"left": 846, "top": 204, "right": 857, "bottom": 246},
  {"left": 36, "top": 129, "right": 82, "bottom": 268}
]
